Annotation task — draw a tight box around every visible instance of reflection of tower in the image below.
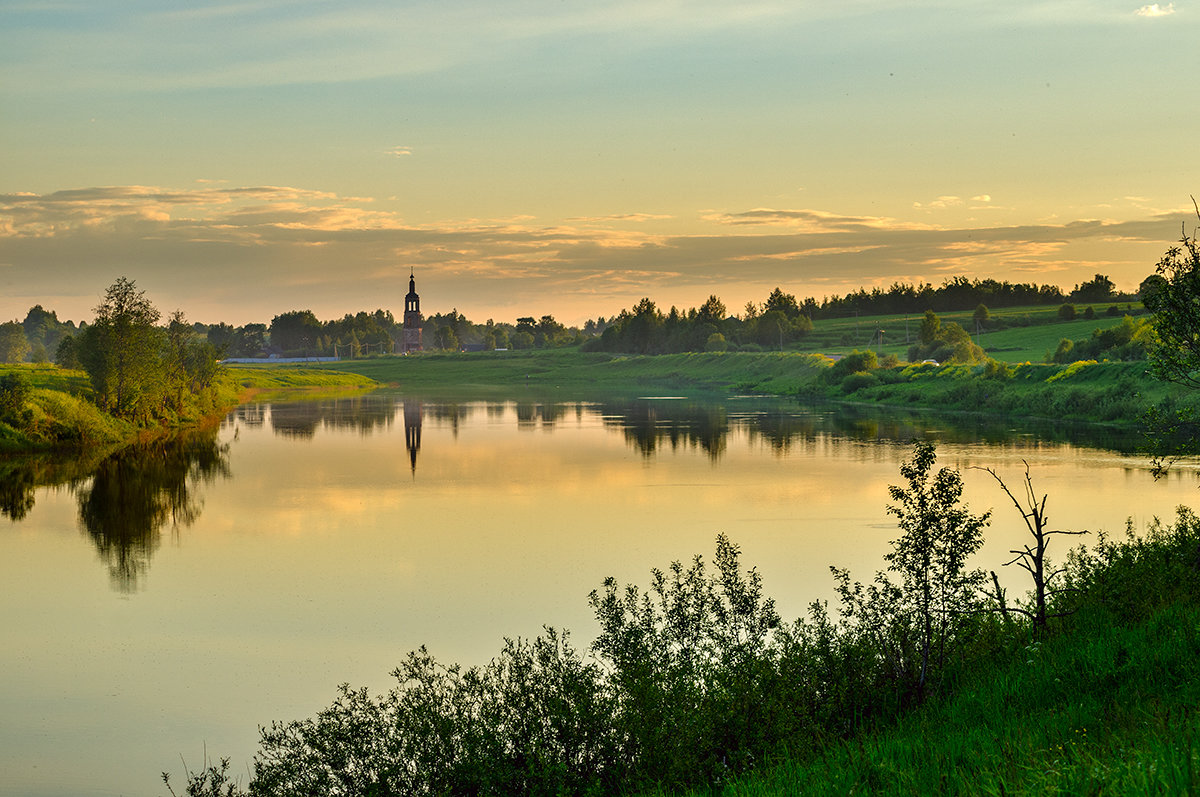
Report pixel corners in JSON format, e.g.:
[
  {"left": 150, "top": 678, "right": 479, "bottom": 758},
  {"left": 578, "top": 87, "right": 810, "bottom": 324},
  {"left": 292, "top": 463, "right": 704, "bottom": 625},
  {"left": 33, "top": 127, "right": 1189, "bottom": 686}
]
[
  {"left": 403, "top": 400, "right": 423, "bottom": 474},
  {"left": 402, "top": 270, "right": 423, "bottom": 354}
]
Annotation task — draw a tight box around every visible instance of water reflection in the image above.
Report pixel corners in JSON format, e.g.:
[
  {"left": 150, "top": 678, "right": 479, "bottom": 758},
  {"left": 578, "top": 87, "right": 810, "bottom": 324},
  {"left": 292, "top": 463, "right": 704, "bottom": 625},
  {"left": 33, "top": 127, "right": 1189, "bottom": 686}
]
[
  {"left": 237, "top": 393, "right": 1150, "bottom": 466},
  {"left": 404, "top": 400, "right": 422, "bottom": 473},
  {"left": 2, "top": 393, "right": 1155, "bottom": 592},
  {"left": 76, "top": 430, "right": 231, "bottom": 592}
]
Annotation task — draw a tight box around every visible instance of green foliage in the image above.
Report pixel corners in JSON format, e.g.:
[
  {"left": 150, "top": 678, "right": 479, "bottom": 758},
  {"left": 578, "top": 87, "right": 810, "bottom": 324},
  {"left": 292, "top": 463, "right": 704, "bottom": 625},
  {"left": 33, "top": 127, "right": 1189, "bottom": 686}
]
[
  {"left": 55, "top": 334, "right": 80, "bottom": 369},
  {"left": 1071, "top": 273, "right": 1117, "bottom": 303},
  {"left": 1050, "top": 315, "right": 1152, "bottom": 363},
  {"left": 586, "top": 291, "right": 813, "bottom": 355},
  {"left": 840, "top": 371, "right": 879, "bottom": 393},
  {"left": 1058, "top": 303, "right": 1077, "bottom": 320},
  {"left": 705, "top": 332, "right": 729, "bottom": 352},
  {"left": 0, "top": 371, "right": 31, "bottom": 424},
  {"left": 981, "top": 357, "right": 1013, "bottom": 380},
  {"left": 77, "top": 277, "right": 166, "bottom": 419},
  {"left": 74, "top": 279, "right": 223, "bottom": 424},
  {"left": 249, "top": 629, "right": 614, "bottom": 796},
  {"left": 907, "top": 317, "right": 985, "bottom": 365},
  {"left": 163, "top": 756, "right": 244, "bottom": 797},
  {"left": 0, "top": 320, "right": 31, "bottom": 363},
  {"left": 829, "top": 349, "right": 878, "bottom": 380},
  {"left": 268, "top": 310, "right": 323, "bottom": 356},
  {"left": 837, "top": 443, "right": 989, "bottom": 700}
]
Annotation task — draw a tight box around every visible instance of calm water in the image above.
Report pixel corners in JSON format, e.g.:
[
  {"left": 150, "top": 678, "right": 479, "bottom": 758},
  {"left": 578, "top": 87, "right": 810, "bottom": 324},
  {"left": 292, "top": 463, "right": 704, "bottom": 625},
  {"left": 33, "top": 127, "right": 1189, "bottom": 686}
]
[{"left": 2, "top": 392, "right": 1197, "bottom": 796}]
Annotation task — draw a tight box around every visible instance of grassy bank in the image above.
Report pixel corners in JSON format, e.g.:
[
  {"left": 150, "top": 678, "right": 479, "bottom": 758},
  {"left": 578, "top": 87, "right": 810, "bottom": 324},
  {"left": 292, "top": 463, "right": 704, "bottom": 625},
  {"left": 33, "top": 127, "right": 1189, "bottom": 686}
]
[
  {"left": 2, "top": 348, "right": 1180, "bottom": 453},
  {"left": 306, "top": 349, "right": 1182, "bottom": 428},
  {"left": 716, "top": 514, "right": 1200, "bottom": 796},
  {"left": 0, "top": 362, "right": 375, "bottom": 454}
]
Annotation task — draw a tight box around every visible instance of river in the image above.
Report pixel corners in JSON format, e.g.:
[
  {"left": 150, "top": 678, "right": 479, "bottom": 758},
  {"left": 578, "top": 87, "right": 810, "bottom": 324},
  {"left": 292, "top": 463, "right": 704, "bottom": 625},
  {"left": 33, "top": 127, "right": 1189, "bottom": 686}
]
[{"left": 1, "top": 392, "right": 1196, "bottom": 796}]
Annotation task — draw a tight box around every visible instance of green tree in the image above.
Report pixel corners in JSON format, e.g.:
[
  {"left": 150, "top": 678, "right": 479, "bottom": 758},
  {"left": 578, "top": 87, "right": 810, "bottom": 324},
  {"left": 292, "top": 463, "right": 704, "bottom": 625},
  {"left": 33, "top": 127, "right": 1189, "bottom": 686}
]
[
  {"left": 704, "top": 332, "right": 728, "bottom": 352},
  {"left": 55, "top": 333, "right": 80, "bottom": 369},
  {"left": 269, "top": 310, "right": 322, "bottom": 355},
  {"left": 889, "top": 442, "right": 989, "bottom": 694},
  {"left": 763, "top": 287, "right": 800, "bottom": 318},
  {"left": 1071, "top": 273, "right": 1117, "bottom": 303},
  {"left": 0, "top": 372, "right": 31, "bottom": 424},
  {"left": 77, "top": 277, "right": 165, "bottom": 419},
  {"left": 1140, "top": 219, "right": 1200, "bottom": 473},
  {"left": 0, "top": 321, "right": 30, "bottom": 363},
  {"left": 918, "top": 310, "right": 941, "bottom": 344},
  {"left": 1143, "top": 227, "right": 1200, "bottom": 390},
  {"left": 695, "top": 295, "right": 727, "bottom": 325},
  {"left": 836, "top": 442, "right": 989, "bottom": 700}
]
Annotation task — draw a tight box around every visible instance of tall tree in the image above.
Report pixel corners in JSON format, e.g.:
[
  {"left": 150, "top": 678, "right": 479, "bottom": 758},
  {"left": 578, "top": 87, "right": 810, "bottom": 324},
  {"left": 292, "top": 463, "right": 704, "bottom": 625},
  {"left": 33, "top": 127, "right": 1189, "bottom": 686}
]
[
  {"left": 77, "top": 277, "right": 165, "bottom": 419},
  {"left": 0, "top": 321, "right": 30, "bottom": 363},
  {"left": 1141, "top": 214, "right": 1200, "bottom": 473}
]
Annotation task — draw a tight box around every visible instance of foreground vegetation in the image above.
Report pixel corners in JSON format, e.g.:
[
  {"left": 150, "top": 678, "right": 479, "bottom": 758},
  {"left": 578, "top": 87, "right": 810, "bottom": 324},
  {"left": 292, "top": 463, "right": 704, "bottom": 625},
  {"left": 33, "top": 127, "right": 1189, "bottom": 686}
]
[{"left": 164, "top": 445, "right": 1200, "bottom": 796}]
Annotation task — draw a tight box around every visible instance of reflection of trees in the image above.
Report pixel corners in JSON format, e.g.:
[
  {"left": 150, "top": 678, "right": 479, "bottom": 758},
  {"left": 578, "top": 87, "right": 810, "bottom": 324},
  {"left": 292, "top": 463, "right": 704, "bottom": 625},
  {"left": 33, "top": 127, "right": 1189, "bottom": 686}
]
[
  {"left": 593, "top": 398, "right": 1146, "bottom": 460},
  {"left": 75, "top": 429, "right": 230, "bottom": 593},
  {"left": 514, "top": 401, "right": 573, "bottom": 429},
  {"left": 428, "top": 403, "right": 474, "bottom": 437},
  {"left": 0, "top": 459, "right": 38, "bottom": 520},
  {"left": 603, "top": 401, "right": 730, "bottom": 460},
  {"left": 231, "top": 402, "right": 266, "bottom": 428},
  {"left": 267, "top": 396, "right": 399, "bottom": 438}
]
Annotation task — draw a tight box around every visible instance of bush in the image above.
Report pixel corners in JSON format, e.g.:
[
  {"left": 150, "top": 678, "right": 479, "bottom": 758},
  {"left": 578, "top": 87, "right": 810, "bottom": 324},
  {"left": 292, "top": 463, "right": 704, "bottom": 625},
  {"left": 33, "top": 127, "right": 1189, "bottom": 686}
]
[
  {"left": 705, "top": 333, "right": 729, "bottom": 353},
  {"left": 828, "top": 350, "right": 878, "bottom": 382},
  {"left": 1058, "top": 304, "right": 1077, "bottom": 320},
  {"left": 0, "top": 372, "right": 31, "bottom": 425},
  {"left": 841, "top": 371, "right": 880, "bottom": 393},
  {"left": 981, "top": 358, "right": 1013, "bottom": 380}
]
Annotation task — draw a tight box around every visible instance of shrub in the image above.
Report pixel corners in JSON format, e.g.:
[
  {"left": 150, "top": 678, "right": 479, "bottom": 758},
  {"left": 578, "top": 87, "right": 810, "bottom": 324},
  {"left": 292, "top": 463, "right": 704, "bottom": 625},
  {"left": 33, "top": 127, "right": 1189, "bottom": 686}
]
[
  {"left": 705, "top": 333, "right": 729, "bottom": 352},
  {"left": 981, "top": 358, "right": 1013, "bottom": 380},
  {"left": 841, "top": 371, "right": 880, "bottom": 393},
  {"left": 0, "top": 372, "right": 31, "bottom": 424},
  {"left": 828, "top": 350, "right": 878, "bottom": 382}
]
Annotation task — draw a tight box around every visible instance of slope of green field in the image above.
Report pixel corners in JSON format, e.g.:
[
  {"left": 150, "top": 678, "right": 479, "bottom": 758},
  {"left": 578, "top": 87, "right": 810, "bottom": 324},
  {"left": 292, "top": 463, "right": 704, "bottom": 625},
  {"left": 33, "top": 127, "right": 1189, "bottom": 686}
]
[{"left": 802, "top": 303, "right": 1145, "bottom": 363}]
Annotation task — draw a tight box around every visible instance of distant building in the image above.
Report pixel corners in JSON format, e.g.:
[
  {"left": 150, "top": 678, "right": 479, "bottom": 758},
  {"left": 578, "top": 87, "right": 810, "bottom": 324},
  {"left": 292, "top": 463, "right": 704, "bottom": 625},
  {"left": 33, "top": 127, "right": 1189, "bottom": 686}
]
[{"left": 402, "top": 270, "right": 423, "bottom": 354}]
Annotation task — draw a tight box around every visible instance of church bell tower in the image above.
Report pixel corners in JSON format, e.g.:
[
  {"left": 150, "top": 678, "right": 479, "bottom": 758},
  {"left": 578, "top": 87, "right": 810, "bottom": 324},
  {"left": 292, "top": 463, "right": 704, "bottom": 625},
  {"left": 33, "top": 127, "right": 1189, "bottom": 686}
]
[{"left": 402, "top": 270, "right": 423, "bottom": 354}]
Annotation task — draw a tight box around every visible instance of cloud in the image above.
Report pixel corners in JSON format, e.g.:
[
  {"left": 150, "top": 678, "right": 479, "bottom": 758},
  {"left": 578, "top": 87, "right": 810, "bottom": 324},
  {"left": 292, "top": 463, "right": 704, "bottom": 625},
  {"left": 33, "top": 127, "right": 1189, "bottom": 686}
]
[
  {"left": 705, "top": 208, "right": 930, "bottom": 233},
  {"left": 0, "top": 185, "right": 1189, "bottom": 326},
  {"left": 1135, "top": 3, "right": 1175, "bottom": 16},
  {"left": 565, "top": 212, "right": 674, "bottom": 224},
  {"left": 386, "top": 146, "right": 413, "bottom": 157}
]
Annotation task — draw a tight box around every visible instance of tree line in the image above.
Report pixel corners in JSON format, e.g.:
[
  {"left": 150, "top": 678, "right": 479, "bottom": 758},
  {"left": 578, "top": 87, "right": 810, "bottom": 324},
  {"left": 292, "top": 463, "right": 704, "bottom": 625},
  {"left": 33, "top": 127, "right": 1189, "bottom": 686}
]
[{"left": 0, "top": 271, "right": 1141, "bottom": 364}]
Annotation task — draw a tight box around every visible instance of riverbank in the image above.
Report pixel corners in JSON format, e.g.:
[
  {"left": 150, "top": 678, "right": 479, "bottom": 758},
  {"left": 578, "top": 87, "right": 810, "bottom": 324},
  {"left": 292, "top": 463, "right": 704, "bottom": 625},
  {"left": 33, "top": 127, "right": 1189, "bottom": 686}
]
[
  {"left": 712, "top": 511, "right": 1200, "bottom": 796},
  {"left": 307, "top": 349, "right": 1185, "bottom": 428},
  {"left": 0, "top": 350, "right": 1185, "bottom": 455},
  {"left": 0, "top": 363, "right": 376, "bottom": 454}
]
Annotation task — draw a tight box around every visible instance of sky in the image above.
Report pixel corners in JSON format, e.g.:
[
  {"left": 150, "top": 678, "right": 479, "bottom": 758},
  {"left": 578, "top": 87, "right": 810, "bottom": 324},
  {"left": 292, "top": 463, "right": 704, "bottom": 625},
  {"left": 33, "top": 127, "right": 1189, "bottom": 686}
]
[{"left": 1, "top": 0, "right": 1197, "bottom": 327}]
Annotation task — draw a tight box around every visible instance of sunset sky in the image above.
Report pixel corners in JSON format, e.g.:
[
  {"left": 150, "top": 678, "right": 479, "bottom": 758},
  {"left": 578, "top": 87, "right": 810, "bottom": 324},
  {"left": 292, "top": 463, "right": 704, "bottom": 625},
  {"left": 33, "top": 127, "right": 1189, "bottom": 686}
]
[{"left": 2, "top": 1, "right": 1197, "bottom": 327}]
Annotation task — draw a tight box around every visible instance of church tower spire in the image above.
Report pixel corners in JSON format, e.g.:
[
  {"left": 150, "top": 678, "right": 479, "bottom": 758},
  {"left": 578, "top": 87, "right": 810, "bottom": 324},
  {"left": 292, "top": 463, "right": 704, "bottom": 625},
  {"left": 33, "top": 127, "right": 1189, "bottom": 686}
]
[{"left": 402, "top": 269, "right": 423, "bottom": 353}]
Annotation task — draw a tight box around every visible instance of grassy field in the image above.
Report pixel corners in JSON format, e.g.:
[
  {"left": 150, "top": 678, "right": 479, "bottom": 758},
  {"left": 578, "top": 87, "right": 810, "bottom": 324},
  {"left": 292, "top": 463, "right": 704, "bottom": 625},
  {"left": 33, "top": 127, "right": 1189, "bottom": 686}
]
[
  {"left": 298, "top": 349, "right": 831, "bottom": 399},
  {"left": 803, "top": 302, "right": 1145, "bottom": 362}
]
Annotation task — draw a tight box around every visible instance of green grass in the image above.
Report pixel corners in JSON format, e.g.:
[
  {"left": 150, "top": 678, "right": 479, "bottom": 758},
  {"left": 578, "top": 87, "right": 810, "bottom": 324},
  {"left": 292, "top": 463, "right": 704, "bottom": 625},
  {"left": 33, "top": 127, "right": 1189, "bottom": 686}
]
[
  {"left": 710, "top": 516, "right": 1200, "bottom": 797},
  {"left": 800, "top": 303, "right": 1145, "bottom": 363},
  {"left": 0, "top": 362, "right": 91, "bottom": 393},
  {"left": 224, "top": 363, "right": 379, "bottom": 390},
  {"left": 300, "top": 349, "right": 831, "bottom": 399},
  {"left": 231, "top": 349, "right": 1179, "bottom": 429}
]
